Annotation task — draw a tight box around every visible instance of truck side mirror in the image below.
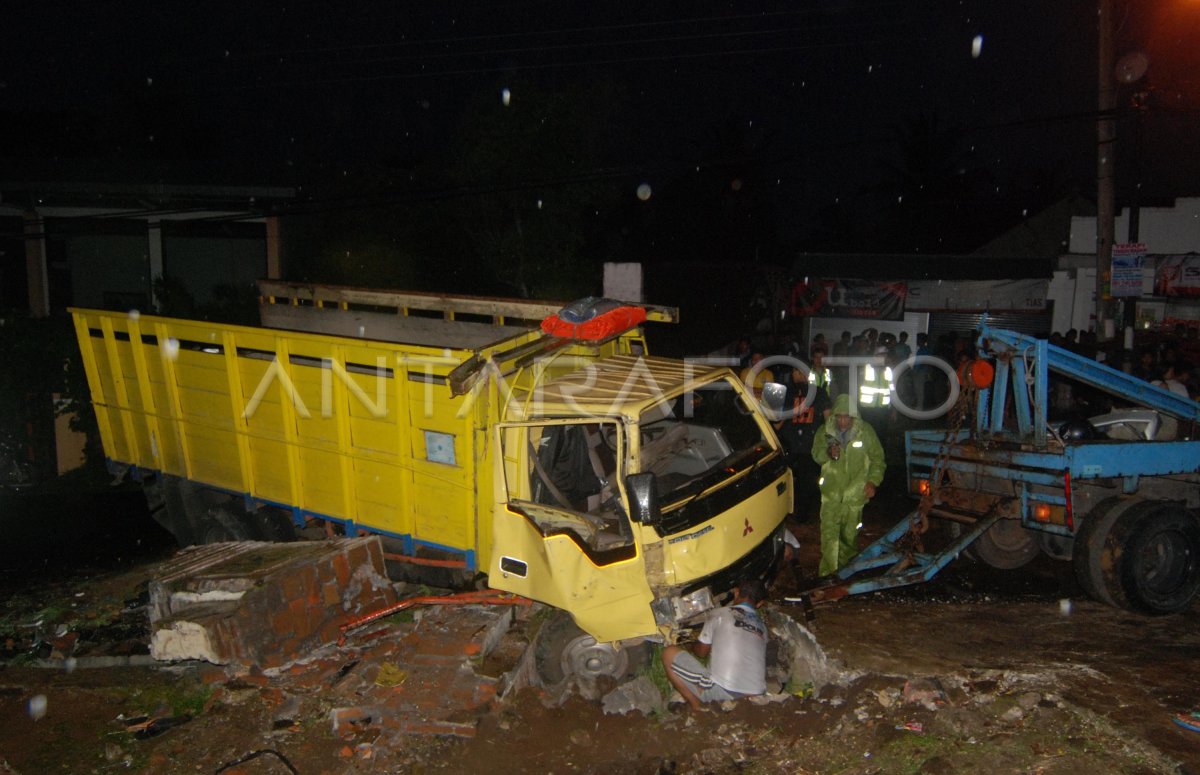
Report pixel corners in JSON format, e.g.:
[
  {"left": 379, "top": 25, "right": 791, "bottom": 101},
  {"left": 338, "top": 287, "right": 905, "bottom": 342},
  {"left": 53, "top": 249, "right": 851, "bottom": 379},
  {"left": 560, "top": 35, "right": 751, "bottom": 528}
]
[
  {"left": 761, "top": 381, "right": 787, "bottom": 420},
  {"left": 625, "top": 472, "right": 661, "bottom": 526}
]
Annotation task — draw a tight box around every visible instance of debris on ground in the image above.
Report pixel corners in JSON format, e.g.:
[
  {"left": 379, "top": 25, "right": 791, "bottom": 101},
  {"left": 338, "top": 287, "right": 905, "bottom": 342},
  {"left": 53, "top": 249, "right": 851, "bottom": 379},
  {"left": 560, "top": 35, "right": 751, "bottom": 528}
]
[
  {"left": 601, "top": 675, "right": 666, "bottom": 716},
  {"left": 1, "top": 526, "right": 1196, "bottom": 773}
]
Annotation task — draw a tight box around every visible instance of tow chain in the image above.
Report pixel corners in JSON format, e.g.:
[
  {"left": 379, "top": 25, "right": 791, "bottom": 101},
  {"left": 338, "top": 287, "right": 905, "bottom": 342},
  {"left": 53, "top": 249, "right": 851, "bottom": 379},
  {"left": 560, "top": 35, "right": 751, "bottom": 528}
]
[{"left": 903, "top": 379, "right": 979, "bottom": 557}]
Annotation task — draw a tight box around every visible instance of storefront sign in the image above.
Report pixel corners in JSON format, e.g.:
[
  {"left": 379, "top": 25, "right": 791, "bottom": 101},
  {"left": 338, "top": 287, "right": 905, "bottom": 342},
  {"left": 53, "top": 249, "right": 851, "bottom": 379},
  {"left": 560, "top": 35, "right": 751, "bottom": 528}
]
[{"left": 790, "top": 279, "right": 906, "bottom": 320}]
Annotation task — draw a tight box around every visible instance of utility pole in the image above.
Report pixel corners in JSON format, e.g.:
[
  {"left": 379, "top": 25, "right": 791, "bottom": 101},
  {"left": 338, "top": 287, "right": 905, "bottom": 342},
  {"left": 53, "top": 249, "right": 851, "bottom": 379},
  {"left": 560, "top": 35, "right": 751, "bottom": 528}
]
[{"left": 1096, "top": 0, "right": 1116, "bottom": 339}]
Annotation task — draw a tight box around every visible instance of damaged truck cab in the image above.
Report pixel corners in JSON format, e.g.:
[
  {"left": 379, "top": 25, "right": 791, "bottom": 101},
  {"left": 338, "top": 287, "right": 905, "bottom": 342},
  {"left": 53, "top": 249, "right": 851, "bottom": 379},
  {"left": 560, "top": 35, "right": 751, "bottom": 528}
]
[
  {"left": 70, "top": 282, "right": 790, "bottom": 679},
  {"left": 490, "top": 354, "right": 791, "bottom": 644}
]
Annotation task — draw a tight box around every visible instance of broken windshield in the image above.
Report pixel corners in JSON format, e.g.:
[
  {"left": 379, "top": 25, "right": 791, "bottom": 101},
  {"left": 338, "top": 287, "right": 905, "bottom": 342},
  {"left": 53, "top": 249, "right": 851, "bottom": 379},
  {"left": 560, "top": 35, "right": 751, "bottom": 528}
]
[{"left": 637, "top": 378, "right": 773, "bottom": 506}]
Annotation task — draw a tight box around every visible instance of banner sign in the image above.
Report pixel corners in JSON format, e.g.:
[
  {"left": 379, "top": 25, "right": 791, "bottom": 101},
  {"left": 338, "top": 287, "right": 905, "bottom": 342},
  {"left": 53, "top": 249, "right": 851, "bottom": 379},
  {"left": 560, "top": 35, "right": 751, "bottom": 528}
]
[
  {"left": 1111, "top": 243, "right": 1146, "bottom": 298},
  {"left": 1155, "top": 254, "right": 1200, "bottom": 298},
  {"left": 790, "top": 279, "right": 906, "bottom": 320}
]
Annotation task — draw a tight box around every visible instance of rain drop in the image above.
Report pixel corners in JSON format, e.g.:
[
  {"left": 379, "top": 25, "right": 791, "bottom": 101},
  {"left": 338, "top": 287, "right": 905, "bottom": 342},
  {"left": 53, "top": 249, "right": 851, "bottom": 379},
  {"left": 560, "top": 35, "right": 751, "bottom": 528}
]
[
  {"left": 162, "top": 338, "right": 180, "bottom": 360},
  {"left": 636, "top": 184, "right": 652, "bottom": 201},
  {"left": 501, "top": 88, "right": 511, "bottom": 106},
  {"left": 971, "top": 35, "right": 984, "bottom": 59},
  {"left": 146, "top": 77, "right": 153, "bottom": 86},
  {"left": 128, "top": 309, "right": 141, "bottom": 321},
  {"left": 537, "top": 199, "right": 543, "bottom": 209},
  {"left": 731, "top": 179, "right": 742, "bottom": 192},
  {"left": 28, "top": 694, "right": 47, "bottom": 721}
]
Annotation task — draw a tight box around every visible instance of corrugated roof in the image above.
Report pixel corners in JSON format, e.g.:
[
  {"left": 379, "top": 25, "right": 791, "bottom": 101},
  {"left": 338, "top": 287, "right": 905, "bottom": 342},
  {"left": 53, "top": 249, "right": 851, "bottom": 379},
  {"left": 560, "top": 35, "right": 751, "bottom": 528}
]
[{"left": 533, "top": 355, "right": 724, "bottom": 415}]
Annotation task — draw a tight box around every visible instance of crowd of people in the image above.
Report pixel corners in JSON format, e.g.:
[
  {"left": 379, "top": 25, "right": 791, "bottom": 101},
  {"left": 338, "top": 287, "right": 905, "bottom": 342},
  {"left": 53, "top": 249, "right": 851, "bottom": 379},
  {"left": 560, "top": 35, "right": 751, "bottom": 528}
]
[{"left": 1047, "top": 324, "right": 1198, "bottom": 417}]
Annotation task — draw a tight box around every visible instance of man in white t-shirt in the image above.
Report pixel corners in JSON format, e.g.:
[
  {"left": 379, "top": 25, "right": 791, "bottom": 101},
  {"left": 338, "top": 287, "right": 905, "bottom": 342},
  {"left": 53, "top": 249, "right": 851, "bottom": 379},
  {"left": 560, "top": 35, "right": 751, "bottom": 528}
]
[{"left": 661, "top": 579, "right": 768, "bottom": 711}]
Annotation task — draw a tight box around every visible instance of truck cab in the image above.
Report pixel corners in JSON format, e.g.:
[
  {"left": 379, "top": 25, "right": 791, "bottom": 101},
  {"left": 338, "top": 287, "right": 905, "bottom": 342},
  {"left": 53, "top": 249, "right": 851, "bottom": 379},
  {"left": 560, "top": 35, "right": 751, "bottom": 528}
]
[{"left": 491, "top": 355, "right": 791, "bottom": 643}]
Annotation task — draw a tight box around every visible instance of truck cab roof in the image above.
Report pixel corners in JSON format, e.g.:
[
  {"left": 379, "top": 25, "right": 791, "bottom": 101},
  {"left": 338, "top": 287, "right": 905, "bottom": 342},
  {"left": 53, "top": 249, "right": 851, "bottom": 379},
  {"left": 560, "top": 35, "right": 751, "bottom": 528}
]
[{"left": 517, "top": 354, "right": 733, "bottom": 421}]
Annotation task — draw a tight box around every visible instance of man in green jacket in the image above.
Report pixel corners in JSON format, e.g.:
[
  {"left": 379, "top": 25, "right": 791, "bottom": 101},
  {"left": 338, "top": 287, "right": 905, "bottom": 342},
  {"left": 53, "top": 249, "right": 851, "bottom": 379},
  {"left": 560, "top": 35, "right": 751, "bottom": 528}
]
[{"left": 811, "top": 394, "right": 886, "bottom": 577}]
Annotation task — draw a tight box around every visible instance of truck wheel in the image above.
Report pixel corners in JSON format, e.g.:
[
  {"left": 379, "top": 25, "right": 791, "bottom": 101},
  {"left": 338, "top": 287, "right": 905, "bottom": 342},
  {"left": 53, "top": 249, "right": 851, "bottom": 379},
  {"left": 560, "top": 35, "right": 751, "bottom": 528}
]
[
  {"left": 1103, "top": 502, "right": 1200, "bottom": 615},
  {"left": 143, "top": 474, "right": 200, "bottom": 546},
  {"left": 197, "top": 501, "right": 257, "bottom": 543},
  {"left": 972, "top": 518, "right": 1040, "bottom": 570},
  {"left": 1072, "top": 497, "right": 1140, "bottom": 607},
  {"left": 533, "top": 612, "right": 646, "bottom": 687},
  {"left": 247, "top": 507, "right": 297, "bottom": 542},
  {"left": 144, "top": 475, "right": 271, "bottom": 546}
]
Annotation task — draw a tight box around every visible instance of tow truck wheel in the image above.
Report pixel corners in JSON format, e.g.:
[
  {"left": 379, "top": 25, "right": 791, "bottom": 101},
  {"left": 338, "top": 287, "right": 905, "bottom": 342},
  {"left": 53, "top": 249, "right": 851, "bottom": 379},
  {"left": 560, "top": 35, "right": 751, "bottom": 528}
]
[
  {"left": 534, "top": 612, "right": 647, "bottom": 687},
  {"left": 1072, "top": 497, "right": 1140, "bottom": 607},
  {"left": 972, "top": 518, "right": 1040, "bottom": 570},
  {"left": 1104, "top": 502, "right": 1200, "bottom": 615}
]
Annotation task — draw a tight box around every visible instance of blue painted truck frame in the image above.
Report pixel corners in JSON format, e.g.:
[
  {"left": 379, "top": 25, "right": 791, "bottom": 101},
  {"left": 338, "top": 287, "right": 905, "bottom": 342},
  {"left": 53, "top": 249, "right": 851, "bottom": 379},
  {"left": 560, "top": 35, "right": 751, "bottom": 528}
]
[{"left": 787, "top": 320, "right": 1200, "bottom": 610}]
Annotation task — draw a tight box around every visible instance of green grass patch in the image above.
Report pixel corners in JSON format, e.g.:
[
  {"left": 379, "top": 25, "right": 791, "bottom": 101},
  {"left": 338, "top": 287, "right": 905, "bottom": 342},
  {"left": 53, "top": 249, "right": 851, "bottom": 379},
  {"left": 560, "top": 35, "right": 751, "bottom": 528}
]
[
  {"left": 641, "top": 646, "right": 673, "bottom": 700},
  {"left": 125, "top": 681, "right": 212, "bottom": 718}
]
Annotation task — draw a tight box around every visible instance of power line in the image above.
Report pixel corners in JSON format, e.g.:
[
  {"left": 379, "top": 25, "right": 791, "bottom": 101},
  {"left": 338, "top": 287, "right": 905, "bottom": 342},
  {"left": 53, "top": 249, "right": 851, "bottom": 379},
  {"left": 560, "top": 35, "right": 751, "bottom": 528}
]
[{"left": 157, "top": 2, "right": 916, "bottom": 66}]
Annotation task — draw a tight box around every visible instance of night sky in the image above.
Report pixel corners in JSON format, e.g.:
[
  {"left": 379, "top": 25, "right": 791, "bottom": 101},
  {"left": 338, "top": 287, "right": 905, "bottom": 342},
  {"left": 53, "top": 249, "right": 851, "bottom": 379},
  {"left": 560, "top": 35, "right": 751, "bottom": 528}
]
[{"left": 3, "top": 1, "right": 1198, "bottom": 250}]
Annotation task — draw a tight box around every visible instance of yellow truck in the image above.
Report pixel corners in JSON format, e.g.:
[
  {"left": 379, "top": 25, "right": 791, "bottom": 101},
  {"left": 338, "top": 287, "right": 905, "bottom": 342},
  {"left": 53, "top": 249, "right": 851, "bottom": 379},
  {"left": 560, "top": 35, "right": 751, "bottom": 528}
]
[{"left": 70, "top": 281, "right": 791, "bottom": 682}]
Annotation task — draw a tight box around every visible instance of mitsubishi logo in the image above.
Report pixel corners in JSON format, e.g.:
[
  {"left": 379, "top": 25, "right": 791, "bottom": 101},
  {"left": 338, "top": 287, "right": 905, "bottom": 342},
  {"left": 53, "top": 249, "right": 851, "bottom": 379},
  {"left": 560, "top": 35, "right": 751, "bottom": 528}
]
[{"left": 743, "top": 518, "right": 754, "bottom": 537}]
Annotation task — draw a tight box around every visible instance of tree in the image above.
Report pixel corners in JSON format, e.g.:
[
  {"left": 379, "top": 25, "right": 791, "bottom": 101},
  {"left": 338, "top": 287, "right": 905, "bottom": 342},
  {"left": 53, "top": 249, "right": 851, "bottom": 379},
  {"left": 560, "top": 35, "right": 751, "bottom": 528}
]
[{"left": 443, "top": 80, "right": 629, "bottom": 299}]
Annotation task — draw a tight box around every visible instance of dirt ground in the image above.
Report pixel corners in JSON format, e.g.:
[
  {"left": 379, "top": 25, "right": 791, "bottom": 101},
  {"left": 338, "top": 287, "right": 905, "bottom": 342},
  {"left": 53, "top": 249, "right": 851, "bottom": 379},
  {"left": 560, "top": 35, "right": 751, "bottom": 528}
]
[{"left": 2, "top": 489, "right": 1199, "bottom": 774}]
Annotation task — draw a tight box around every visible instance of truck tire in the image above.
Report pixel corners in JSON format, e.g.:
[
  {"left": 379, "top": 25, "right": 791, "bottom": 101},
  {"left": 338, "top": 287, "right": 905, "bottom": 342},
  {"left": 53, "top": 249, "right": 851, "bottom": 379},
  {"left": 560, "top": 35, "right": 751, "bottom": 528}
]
[
  {"left": 143, "top": 474, "right": 201, "bottom": 546},
  {"left": 144, "top": 475, "right": 288, "bottom": 546},
  {"left": 972, "top": 518, "right": 1040, "bottom": 570},
  {"left": 533, "top": 611, "right": 647, "bottom": 688},
  {"left": 1103, "top": 502, "right": 1200, "bottom": 615},
  {"left": 247, "top": 507, "right": 298, "bottom": 542},
  {"left": 1073, "top": 497, "right": 1142, "bottom": 607}
]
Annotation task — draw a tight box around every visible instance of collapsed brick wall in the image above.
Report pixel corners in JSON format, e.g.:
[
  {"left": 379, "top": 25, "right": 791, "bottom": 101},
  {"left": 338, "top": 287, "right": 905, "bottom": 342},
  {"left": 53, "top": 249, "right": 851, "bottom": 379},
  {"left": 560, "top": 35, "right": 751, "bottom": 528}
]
[{"left": 149, "top": 537, "right": 396, "bottom": 668}]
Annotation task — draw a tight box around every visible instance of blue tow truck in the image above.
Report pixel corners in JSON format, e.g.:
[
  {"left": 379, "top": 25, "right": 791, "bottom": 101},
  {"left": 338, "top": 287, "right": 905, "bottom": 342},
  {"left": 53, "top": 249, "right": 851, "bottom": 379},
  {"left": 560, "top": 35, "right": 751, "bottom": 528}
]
[{"left": 790, "top": 320, "right": 1200, "bottom": 615}]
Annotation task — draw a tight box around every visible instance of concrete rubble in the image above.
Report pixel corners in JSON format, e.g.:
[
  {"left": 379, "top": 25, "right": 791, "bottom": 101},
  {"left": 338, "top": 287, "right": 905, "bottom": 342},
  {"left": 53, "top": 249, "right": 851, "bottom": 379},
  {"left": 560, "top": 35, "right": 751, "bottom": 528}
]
[
  {"left": 148, "top": 538, "right": 395, "bottom": 667},
  {"left": 601, "top": 675, "right": 666, "bottom": 716}
]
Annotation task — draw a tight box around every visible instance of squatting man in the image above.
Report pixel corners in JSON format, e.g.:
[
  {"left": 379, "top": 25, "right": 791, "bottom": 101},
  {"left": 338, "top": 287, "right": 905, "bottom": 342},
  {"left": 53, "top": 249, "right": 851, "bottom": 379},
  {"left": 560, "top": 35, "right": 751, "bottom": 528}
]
[{"left": 661, "top": 578, "right": 768, "bottom": 711}]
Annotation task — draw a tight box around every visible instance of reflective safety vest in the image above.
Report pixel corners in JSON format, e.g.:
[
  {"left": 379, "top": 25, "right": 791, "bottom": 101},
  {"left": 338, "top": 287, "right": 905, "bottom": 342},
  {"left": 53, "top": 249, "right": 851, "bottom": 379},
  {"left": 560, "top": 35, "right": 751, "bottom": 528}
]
[
  {"left": 811, "top": 366, "right": 832, "bottom": 395},
  {"left": 858, "top": 362, "right": 894, "bottom": 407}
]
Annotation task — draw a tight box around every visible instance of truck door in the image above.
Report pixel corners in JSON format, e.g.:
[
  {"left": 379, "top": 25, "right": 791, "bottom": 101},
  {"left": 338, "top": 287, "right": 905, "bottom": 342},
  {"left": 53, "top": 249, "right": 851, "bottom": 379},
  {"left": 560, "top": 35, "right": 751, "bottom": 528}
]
[{"left": 490, "top": 419, "right": 655, "bottom": 642}]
